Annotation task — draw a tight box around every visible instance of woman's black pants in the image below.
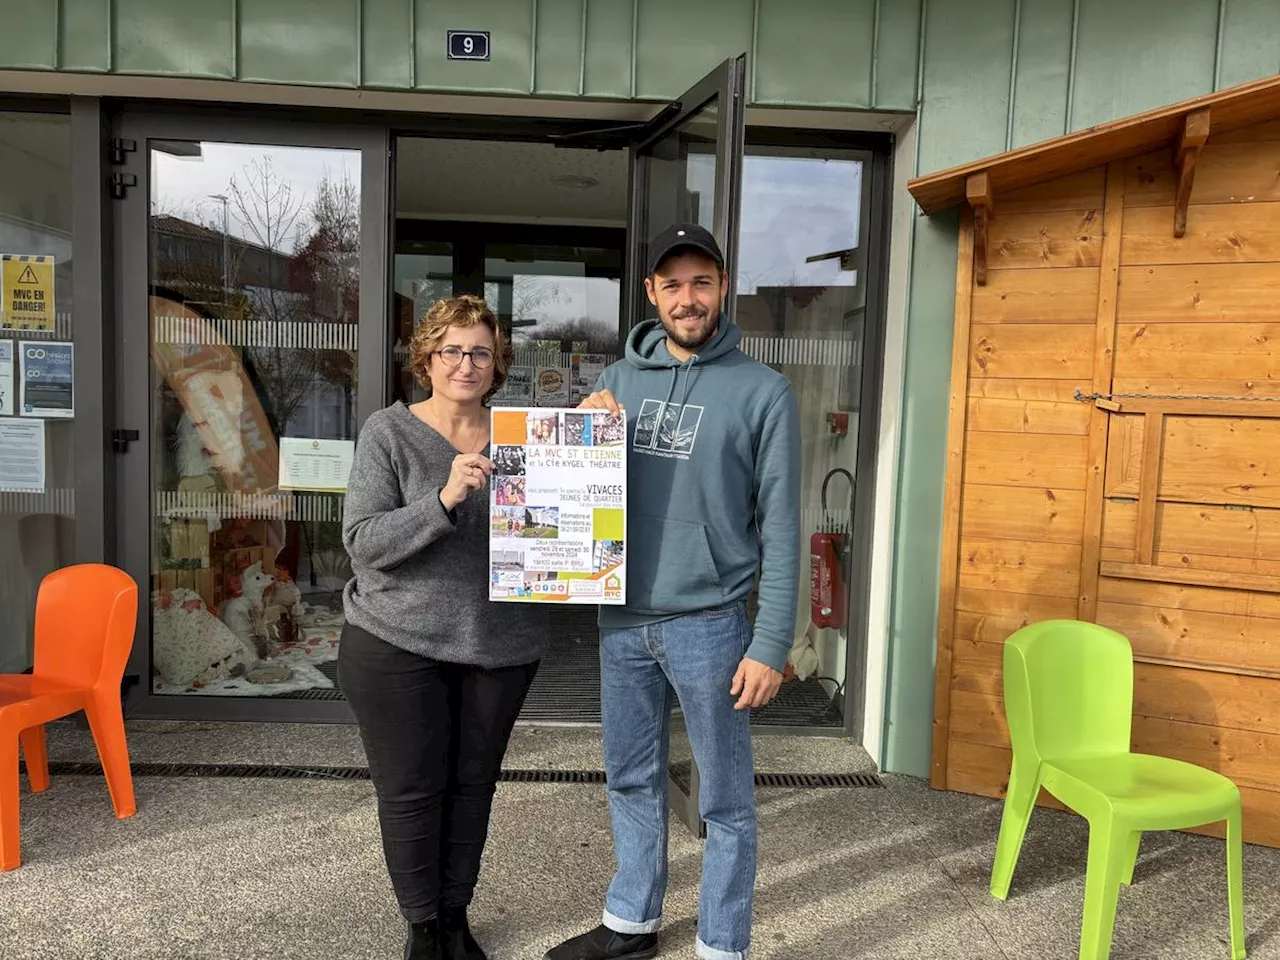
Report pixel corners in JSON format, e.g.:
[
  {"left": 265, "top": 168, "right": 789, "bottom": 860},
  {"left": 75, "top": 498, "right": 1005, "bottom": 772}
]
[{"left": 338, "top": 622, "right": 539, "bottom": 921}]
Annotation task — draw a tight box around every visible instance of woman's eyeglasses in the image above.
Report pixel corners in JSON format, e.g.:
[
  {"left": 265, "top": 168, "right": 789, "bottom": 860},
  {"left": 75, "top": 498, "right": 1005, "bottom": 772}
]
[{"left": 435, "top": 346, "right": 495, "bottom": 370}]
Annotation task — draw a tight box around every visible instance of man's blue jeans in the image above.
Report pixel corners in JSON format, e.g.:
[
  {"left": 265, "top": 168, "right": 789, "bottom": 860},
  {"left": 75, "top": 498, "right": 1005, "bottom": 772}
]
[{"left": 599, "top": 603, "right": 756, "bottom": 960}]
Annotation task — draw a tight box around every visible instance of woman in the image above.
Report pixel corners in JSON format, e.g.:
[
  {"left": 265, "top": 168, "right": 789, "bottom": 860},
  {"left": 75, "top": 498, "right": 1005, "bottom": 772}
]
[{"left": 339, "top": 295, "right": 546, "bottom": 960}]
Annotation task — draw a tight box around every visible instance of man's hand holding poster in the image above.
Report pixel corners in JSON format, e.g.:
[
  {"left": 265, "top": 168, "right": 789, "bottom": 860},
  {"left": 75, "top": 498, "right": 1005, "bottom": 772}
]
[{"left": 488, "top": 406, "right": 626, "bottom": 605}]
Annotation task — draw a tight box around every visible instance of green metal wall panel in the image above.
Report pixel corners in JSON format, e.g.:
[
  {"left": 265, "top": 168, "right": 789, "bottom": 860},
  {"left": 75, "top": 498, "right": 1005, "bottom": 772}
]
[
  {"left": 362, "top": 0, "right": 415, "bottom": 89},
  {"left": 0, "top": 0, "right": 58, "bottom": 71},
  {"left": 115, "top": 0, "right": 236, "bottom": 79},
  {"left": 0, "top": 0, "right": 923, "bottom": 109},
  {"left": 885, "top": 211, "right": 957, "bottom": 776},
  {"left": 918, "top": 0, "right": 1015, "bottom": 172},
  {"left": 1218, "top": 0, "right": 1280, "bottom": 90},
  {"left": 59, "top": 0, "right": 111, "bottom": 73},
  {"left": 534, "top": 0, "right": 586, "bottom": 97},
  {"left": 239, "top": 0, "right": 362, "bottom": 87},
  {"left": 633, "top": 0, "right": 755, "bottom": 101},
  {"left": 1008, "top": 0, "right": 1074, "bottom": 149},
  {"left": 414, "top": 0, "right": 534, "bottom": 94},
  {"left": 581, "top": 0, "right": 633, "bottom": 99},
  {"left": 753, "top": 0, "right": 876, "bottom": 107},
  {"left": 873, "top": 0, "right": 924, "bottom": 111},
  {"left": 1069, "top": 0, "right": 1218, "bottom": 130}
]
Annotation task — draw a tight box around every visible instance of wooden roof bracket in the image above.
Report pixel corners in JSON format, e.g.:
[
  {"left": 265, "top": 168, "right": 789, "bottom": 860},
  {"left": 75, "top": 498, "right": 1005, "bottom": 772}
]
[
  {"left": 965, "top": 172, "right": 993, "bottom": 285},
  {"left": 1174, "top": 107, "right": 1211, "bottom": 238}
]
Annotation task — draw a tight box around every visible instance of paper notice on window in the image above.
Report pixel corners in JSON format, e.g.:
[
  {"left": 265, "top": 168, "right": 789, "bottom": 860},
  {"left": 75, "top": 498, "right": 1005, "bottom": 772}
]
[
  {"left": 278, "top": 437, "right": 355, "bottom": 492},
  {"left": 488, "top": 407, "right": 626, "bottom": 605},
  {"left": 19, "top": 340, "right": 73, "bottom": 418},
  {"left": 0, "top": 419, "right": 45, "bottom": 492},
  {"left": 491, "top": 365, "right": 534, "bottom": 407},
  {"left": 571, "top": 354, "right": 607, "bottom": 404},
  {"left": 534, "top": 367, "right": 570, "bottom": 407},
  {"left": 0, "top": 340, "right": 13, "bottom": 416}
]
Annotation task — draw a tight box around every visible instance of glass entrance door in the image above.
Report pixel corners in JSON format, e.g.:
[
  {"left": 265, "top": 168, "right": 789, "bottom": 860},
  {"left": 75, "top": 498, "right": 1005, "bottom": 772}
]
[
  {"left": 622, "top": 56, "right": 749, "bottom": 835},
  {"left": 113, "top": 114, "right": 388, "bottom": 720}
]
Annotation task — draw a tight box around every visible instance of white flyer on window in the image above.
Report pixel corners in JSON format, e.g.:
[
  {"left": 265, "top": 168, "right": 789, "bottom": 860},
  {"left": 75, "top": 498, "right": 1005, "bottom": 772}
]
[
  {"left": 488, "top": 406, "right": 627, "bottom": 605},
  {"left": 0, "top": 418, "right": 45, "bottom": 492},
  {"left": 278, "top": 437, "right": 355, "bottom": 492},
  {"left": 491, "top": 365, "right": 534, "bottom": 406},
  {"left": 0, "top": 341, "right": 13, "bottom": 416},
  {"left": 571, "top": 353, "right": 607, "bottom": 403}
]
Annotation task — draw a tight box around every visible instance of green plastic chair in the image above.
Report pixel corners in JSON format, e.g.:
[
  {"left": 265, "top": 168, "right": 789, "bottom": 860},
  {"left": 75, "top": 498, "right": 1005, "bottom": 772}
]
[{"left": 990, "top": 619, "right": 1245, "bottom": 960}]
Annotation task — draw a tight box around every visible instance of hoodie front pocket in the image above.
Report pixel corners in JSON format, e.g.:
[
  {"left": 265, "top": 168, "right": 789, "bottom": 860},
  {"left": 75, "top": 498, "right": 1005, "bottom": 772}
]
[{"left": 628, "top": 514, "right": 724, "bottom": 612}]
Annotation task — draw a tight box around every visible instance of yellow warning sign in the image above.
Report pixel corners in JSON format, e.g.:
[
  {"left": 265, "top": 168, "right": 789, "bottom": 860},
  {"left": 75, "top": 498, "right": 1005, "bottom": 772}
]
[{"left": 1, "top": 254, "right": 55, "bottom": 332}]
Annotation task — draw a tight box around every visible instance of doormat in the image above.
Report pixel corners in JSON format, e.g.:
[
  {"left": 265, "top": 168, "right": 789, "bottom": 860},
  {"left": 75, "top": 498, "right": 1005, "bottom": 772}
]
[{"left": 24, "top": 760, "right": 884, "bottom": 789}]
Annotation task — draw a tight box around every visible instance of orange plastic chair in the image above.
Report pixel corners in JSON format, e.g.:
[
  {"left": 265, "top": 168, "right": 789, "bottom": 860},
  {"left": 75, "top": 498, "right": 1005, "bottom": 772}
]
[{"left": 0, "top": 563, "right": 139, "bottom": 870}]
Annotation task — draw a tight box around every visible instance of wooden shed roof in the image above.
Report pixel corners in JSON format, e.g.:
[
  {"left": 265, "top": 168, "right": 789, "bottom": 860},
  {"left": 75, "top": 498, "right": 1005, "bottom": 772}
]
[{"left": 907, "top": 73, "right": 1280, "bottom": 216}]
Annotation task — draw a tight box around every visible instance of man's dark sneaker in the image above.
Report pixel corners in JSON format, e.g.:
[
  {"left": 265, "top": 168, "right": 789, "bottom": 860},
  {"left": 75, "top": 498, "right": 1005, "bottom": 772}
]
[
  {"left": 543, "top": 924, "right": 658, "bottom": 960},
  {"left": 405, "top": 916, "right": 443, "bottom": 960},
  {"left": 440, "top": 905, "right": 487, "bottom": 960}
]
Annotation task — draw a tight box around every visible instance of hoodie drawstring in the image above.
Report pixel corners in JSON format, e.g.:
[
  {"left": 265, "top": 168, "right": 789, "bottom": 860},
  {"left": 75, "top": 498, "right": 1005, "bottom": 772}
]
[
  {"left": 678, "top": 356, "right": 699, "bottom": 409},
  {"left": 662, "top": 366, "right": 679, "bottom": 412},
  {"left": 663, "top": 355, "right": 701, "bottom": 414}
]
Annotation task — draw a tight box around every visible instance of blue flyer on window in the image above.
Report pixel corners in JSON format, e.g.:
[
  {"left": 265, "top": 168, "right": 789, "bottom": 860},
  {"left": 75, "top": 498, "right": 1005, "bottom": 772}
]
[{"left": 19, "top": 340, "right": 74, "bottom": 418}]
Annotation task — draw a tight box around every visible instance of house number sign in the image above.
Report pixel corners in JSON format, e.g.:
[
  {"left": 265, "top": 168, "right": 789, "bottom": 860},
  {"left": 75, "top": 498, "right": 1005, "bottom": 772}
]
[{"left": 447, "top": 31, "right": 490, "bottom": 61}]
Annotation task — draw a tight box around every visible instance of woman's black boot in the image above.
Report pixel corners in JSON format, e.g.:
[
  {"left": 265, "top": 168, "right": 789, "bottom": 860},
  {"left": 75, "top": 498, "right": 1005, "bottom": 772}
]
[
  {"left": 405, "top": 916, "right": 443, "bottom": 960},
  {"left": 440, "top": 905, "right": 487, "bottom": 960}
]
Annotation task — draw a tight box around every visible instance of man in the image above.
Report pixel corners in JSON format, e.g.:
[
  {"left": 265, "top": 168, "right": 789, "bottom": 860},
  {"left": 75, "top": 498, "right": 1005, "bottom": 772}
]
[{"left": 546, "top": 224, "right": 800, "bottom": 960}]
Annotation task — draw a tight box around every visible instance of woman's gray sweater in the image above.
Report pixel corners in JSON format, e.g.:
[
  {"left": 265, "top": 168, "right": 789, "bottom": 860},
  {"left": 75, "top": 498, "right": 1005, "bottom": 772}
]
[{"left": 341, "top": 402, "right": 547, "bottom": 667}]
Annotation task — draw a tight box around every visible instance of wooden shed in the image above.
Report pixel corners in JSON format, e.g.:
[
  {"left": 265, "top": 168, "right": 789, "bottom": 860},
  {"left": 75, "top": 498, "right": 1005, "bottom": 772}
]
[{"left": 909, "top": 73, "right": 1280, "bottom": 848}]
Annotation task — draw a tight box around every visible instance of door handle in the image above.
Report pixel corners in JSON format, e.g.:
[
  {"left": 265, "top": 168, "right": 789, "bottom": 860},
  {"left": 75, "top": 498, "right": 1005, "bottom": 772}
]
[{"left": 112, "top": 429, "right": 139, "bottom": 453}]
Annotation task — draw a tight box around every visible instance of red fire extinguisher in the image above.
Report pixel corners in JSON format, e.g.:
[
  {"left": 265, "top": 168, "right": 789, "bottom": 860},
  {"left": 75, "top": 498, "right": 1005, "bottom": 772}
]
[{"left": 810, "top": 468, "right": 855, "bottom": 629}]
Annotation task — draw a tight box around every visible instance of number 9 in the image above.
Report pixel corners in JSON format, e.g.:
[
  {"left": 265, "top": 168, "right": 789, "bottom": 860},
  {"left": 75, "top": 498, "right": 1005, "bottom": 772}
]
[{"left": 463, "top": 36, "right": 474, "bottom": 54}]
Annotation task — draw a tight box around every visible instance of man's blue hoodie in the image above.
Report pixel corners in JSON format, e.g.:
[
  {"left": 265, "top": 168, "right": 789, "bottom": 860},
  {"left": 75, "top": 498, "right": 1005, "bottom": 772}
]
[{"left": 596, "top": 317, "right": 801, "bottom": 673}]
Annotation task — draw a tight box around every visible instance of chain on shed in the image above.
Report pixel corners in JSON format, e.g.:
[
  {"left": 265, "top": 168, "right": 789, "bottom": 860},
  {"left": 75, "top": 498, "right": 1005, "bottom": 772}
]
[{"left": 1074, "top": 390, "right": 1280, "bottom": 404}]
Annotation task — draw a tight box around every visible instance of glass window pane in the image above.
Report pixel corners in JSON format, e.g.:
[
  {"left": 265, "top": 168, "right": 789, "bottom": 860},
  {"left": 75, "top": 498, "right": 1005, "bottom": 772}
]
[
  {"left": 483, "top": 243, "right": 622, "bottom": 404},
  {"left": 735, "top": 149, "right": 867, "bottom": 728},
  {"left": 393, "top": 241, "right": 453, "bottom": 404},
  {"left": 0, "top": 111, "right": 73, "bottom": 673},
  {"left": 636, "top": 102, "right": 719, "bottom": 323},
  {"left": 147, "top": 140, "right": 361, "bottom": 698}
]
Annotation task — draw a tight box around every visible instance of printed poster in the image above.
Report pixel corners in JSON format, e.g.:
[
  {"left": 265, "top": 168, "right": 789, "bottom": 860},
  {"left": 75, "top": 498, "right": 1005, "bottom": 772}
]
[
  {"left": 534, "top": 367, "right": 570, "bottom": 407},
  {"left": 0, "top": 340, "right": 13, "bottom": 416},
  {"left": 278, "top": 437, "right": 355, "bottom": 492},
  {"left": 0, "top": 419, "right": 45, "bottom": 492},
  {"left": 1, "top": 255, "right": 55, "bottom": 331},
  {"left": 491, "top": 365, "right": 534, "bottom": 407},
  {"left": 571, "top": 353, "right": 607, "bottom": 404},
  {"left": 19, "top": 340, "right": 73, "bottom": 418},
  {"left": 488, "top": 407, "right": 627, "bottom": 605}
]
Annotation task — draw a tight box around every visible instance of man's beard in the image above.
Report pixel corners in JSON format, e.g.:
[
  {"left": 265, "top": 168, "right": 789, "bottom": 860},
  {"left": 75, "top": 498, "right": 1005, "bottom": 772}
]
[{"left": 661, "top": 308, "right": 718, "bottom": 352}]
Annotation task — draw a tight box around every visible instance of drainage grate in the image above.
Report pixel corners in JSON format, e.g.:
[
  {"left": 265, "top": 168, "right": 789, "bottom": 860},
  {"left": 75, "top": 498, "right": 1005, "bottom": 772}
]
[
  {"left": 754, "top": 772, "right": 884, "bottom": 788},
  {"left": 28, "top": 761, "right": 881, "bottom": 788}
]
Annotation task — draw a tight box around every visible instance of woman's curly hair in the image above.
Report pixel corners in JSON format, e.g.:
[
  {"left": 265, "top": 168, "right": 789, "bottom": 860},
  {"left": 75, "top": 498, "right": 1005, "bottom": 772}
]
[{"left": 408, "top": 294, "right": 513, "bottom": 402}]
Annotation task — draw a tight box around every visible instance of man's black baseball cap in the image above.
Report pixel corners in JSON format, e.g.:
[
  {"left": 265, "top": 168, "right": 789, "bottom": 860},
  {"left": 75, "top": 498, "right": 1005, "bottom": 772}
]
[{"left": 647, "top": 223, "right": 724, "bottom": 275}]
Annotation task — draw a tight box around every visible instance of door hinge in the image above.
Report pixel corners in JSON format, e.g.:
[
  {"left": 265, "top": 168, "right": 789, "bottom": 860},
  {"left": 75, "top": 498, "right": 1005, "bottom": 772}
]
[
  {"left": 109, "top": 138, "right": 137, "bottom": 165},
  {"left": 110, "top": 172, "right": 138, "bottom": 200},
  {"left": 112, "top": 429, "right": 139, "bottom": 453}
]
